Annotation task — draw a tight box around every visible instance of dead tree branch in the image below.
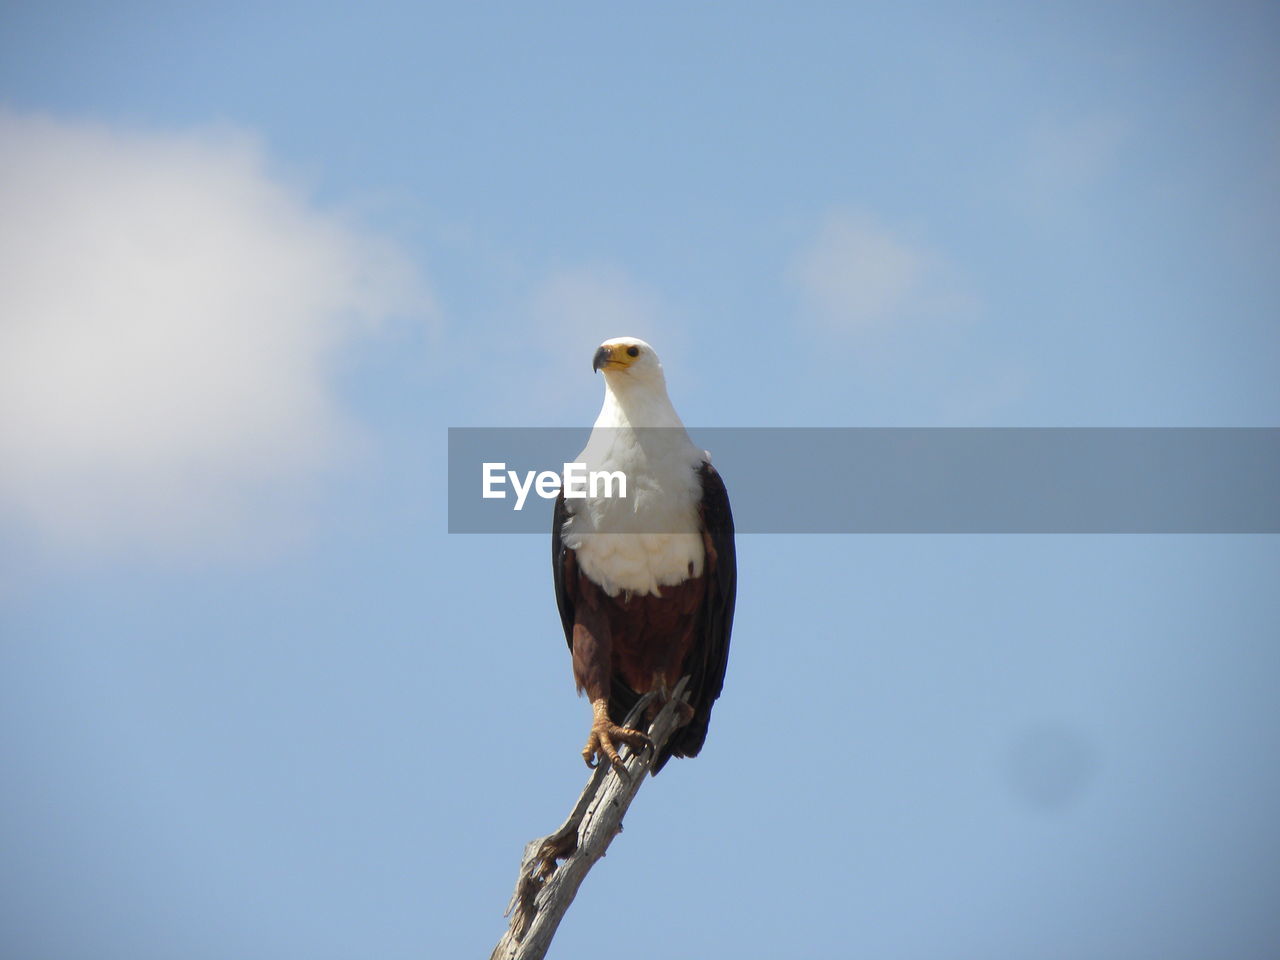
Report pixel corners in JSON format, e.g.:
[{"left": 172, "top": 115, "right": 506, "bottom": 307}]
[{"left": 489, "top": 677, "right": 692, "bottom": 960}]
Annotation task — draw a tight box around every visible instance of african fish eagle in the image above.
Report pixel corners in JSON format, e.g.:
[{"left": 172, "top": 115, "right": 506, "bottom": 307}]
[{"left": 552, "top": 337, "right": 736, "bottom": 774}]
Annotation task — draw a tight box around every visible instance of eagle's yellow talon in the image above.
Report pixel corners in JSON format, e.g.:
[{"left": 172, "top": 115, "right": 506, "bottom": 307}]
[{"left": 582, "top": 703, "right": 651, "bottom": 771}]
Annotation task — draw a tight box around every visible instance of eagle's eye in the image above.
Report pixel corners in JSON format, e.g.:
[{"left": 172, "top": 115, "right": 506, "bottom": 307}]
[{"left": 627, "top": 346, "right": 640, "bottom": 358}]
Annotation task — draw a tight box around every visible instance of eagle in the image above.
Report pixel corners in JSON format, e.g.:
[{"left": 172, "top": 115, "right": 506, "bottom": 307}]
[{"left": 552, "top": 337, "right": 736, "bottom": 774}]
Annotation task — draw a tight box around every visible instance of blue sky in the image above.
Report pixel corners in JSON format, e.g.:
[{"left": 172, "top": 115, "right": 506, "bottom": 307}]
[{"left": 2, "top": 3, "right": 1278, "bottom": 958}]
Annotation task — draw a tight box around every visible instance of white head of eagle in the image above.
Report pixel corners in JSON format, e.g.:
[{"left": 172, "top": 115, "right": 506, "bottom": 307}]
[{"left": 552, "top": 337, "right": 736, "bottom": 774}]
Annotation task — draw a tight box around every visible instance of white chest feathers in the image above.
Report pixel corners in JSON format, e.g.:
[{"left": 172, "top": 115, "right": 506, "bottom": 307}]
[
  {"left": 561, "top": 429, "right": 707, "bottom": 597},
  {"left": 570, "top": 529, "right": 705, "bottom": 598}
]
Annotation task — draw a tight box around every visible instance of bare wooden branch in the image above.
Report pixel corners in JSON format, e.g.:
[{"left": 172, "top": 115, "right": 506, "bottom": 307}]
[{"left": 489, "top": 677, "right": 692, "bottom": 960}]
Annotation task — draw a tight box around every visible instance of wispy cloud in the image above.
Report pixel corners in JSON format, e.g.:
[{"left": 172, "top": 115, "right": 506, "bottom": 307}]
[
  {"left": 789, "top": 211, "right": 973, "bottom": 335},
  {"left": 478, "top": 264, "right": 684, "bottom": 423},
  {"left": 1020, "top": 113, "right": 1129, "bottom": 212},
  {"left": 0, "top": 108, "right": 434, "bottom": 558},
  {"left": 531, "top": 265, "right": 667, "bottom": 352},
  {"left": 784, "top": 210, "right": 1020, "bottom": 422}
]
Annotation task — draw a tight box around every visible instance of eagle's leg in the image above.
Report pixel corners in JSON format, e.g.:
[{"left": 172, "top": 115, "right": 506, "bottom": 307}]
[{"left": 582, "top": 697, "right": 652, "bottom": 771}]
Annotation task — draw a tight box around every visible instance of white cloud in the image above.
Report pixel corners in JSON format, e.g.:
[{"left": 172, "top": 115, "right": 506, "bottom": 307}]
[
  {"left": 790, "top": 211, "right": 970, "bottom": 334},
  {"left": 0, "top": 108, "right": 434, "bottom": 557}
]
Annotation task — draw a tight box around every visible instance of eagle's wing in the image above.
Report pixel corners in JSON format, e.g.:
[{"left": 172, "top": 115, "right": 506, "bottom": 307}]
[
  {"left": 552, "top": 491, "right": 575, "bottom": 651},
  {"left": 655, "top": 460, "right": 736, "bottom": 771}
]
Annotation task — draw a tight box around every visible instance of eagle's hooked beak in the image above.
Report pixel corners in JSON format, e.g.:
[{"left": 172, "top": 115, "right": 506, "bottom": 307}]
[
  {"left": 592, "top": 345, "right": 612, "bottom": 373},
  {"left": 593, "top": 342, "right": 642, "bottom": 373}
]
